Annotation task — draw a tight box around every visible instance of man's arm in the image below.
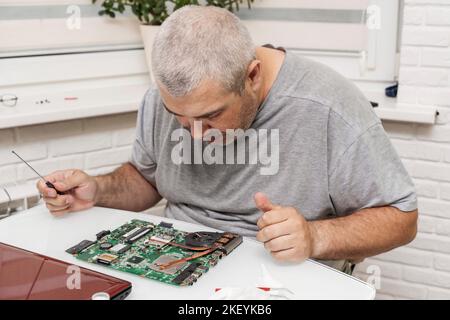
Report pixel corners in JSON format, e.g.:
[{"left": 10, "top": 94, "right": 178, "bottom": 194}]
[
  {"left": 255, "top": 193, "right": 418, "bottom": 263},
  {"left": 95, "top": 162, "right": 162, "bottom": 212},
  {"left": 309, "top": 206, "right": 418, "bottom": 261},
  {"left": 38, "top": 162, "right": 161, "bottom": 215}
]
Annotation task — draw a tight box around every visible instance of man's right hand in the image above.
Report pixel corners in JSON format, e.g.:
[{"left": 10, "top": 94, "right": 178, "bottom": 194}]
[{"left": 36, "top": 169, "right": 98, "bottom": 216}]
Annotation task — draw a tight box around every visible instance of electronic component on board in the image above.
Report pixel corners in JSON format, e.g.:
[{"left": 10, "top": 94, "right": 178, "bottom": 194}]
[{"left": 66, "top": 240, "right": 95, "bottom": 254}]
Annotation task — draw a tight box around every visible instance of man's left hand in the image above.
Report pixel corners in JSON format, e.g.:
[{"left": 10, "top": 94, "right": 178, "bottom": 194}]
[{"left": 255, "top": 192, "right": 314, "bottom": 262}]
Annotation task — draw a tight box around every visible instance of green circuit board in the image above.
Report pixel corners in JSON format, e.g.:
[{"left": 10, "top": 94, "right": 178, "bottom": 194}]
[{"left": 66, "top": 219, "right": 243, "bottom": 286}]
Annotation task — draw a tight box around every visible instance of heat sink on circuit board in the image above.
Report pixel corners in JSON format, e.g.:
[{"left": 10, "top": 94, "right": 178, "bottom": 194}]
[{"left": 66, "top": 219, "right": 243, "bottom": 286}]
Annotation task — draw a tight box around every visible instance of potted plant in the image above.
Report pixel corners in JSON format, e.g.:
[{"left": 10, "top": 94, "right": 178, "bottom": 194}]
[{"left": 92, "top": 0, "right": 253, "bottom": 72}]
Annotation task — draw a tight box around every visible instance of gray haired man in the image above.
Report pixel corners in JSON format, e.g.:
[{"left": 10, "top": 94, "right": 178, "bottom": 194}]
[{"left": 38, "top": 5, "right": 418, "bottom": 273}]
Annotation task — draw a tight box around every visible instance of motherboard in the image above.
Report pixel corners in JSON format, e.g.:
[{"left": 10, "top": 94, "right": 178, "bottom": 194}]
[{"left": 66, "top": 219, "right": 243, "bottom": 286}]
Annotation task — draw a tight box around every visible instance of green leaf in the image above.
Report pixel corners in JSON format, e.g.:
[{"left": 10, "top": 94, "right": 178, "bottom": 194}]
[{"left": 93, "top": 0, "right": 252, "bottom": 24}]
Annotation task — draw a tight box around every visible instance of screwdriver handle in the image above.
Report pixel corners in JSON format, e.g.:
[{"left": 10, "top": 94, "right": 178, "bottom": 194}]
[{"left": 45, "top": 181, "right": 65, "bottom": 195}]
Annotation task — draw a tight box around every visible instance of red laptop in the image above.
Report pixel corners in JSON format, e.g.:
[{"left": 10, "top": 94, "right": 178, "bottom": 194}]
[{"left": 0, "top": 242, "right": 132, "bottom": 300}]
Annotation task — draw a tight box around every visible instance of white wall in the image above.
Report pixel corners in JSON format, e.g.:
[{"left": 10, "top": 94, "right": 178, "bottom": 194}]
[
  {"left": 354, "top": 0, "right": 450, "bottom": 300},
  {"left": 0, "top": 113, "right": 137, "bottom": 187}
]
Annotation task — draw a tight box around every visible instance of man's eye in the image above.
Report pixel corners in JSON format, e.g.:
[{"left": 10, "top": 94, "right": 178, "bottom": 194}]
[{"left": 208, "top": 112, "right": 221, "bottom": 120}]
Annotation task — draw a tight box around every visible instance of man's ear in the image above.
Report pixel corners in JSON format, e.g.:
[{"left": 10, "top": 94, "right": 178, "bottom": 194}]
[{"left": 246, "top": 60, "right": 262, "bottom": 91}]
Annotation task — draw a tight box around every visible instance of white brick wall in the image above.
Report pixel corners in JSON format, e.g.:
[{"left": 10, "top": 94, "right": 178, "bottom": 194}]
[
  {"left": 0, "top": 113, "right": 137, "bottom": 186},
  {"left": 354, "top": 0, "right": 450, "bottom": 300}
]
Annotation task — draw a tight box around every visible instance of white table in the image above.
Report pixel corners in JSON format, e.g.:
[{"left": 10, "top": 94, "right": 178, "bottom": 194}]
[{"left": 0, "top": 205, "right": 375, "bottom": 300}]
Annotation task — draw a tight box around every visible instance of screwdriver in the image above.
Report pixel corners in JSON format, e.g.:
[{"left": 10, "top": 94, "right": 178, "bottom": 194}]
[{"left": 11, "top": 150, "right": 65, "bottom": 195}]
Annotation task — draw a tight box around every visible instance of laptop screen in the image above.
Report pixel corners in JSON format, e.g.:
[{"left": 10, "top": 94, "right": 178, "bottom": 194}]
[{"left": 0, "top": 242, "right": 131, "bottom": 300}]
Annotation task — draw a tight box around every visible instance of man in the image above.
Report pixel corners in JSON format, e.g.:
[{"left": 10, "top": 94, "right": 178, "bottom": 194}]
[{"left": 37, "top": 6, "right": 418, "bottom": 273}]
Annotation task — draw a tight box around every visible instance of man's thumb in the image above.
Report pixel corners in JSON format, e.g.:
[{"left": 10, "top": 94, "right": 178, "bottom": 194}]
[
  {"left": 254, "top": 192, "right": 278, "bottom": 213},
  {"left": 54, "top": 170, "right": 86, "bottom": 192}
]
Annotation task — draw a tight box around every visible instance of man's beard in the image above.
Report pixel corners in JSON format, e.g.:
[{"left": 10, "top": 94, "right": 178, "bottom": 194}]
[{"left": 238, "top": 91, "right": 259, "bottom": 131}]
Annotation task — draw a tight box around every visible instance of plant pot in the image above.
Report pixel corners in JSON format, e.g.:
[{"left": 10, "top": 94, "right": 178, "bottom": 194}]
[{"left": 140, "top": 24, "right": 160, "bottom": 80}]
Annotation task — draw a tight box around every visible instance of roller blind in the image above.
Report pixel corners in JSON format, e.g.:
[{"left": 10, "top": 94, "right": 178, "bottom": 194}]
[
  {"left": 237, "top": 0, "right": 369, "bottom": 52},
  {"left": 0, "top": 0, "right": 142, "bottom": 57}
]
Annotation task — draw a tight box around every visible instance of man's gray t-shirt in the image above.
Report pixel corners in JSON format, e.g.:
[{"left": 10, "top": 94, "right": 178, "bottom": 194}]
[{"left": 130, "top": 51, "right": 417, "bottom": 270}]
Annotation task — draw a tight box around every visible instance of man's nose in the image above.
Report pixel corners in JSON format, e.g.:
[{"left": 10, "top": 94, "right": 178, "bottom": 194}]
[{"left": 189, "top": 120, "right": 210, "bottom": 139}]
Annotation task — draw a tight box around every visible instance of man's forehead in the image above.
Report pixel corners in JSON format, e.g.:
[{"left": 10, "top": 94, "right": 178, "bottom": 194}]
[{"left": 158, "top": 78, "right": 226, "bottom": 97}]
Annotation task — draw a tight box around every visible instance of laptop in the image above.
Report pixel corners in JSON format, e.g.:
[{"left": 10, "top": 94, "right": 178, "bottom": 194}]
[{"left": 0, "top": 242, "right": 132, "bottom": 300}]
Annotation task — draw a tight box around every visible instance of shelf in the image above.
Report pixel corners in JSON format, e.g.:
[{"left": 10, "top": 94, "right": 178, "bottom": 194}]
[
  {"left": 0, "top": 84, "right": 148, "bottom": 129},
  {"left": 364, "top": 91, "right": 438, "bottom": 125}
]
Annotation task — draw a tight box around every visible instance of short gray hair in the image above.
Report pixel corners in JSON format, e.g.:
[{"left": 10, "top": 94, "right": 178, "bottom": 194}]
[{"left": 151, "top": 5, "right": 256, "bottom": 97}]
